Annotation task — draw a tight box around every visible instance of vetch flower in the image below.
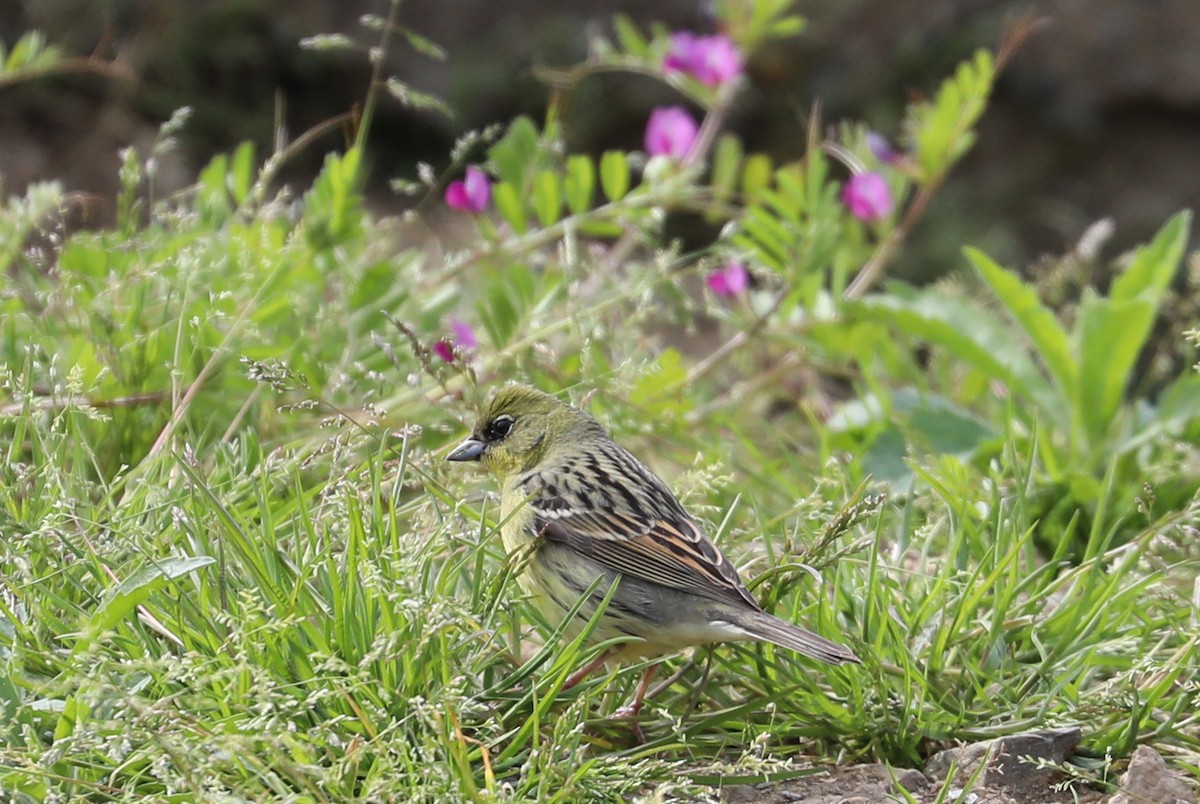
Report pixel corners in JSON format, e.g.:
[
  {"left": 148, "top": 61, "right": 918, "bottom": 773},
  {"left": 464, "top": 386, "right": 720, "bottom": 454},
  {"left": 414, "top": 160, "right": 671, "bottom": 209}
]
[
  {"left": 707, "top": 262, "right": 749, "bottom": 297},
  {"left": 445, "top": 166, "right": 491, "bottom": 213},
  {"left": 866, "top": 132, "right": 899, "bottom": 165},
  {"left": 664, "top": 32, "right": 743, "bottom": 87},
  {"left": 449, "top": 318, "right": 477, "bottom": 350},
  {"left": 644, "top": 106, "right": 699, "bottom": 160},
  {"left": 842, "top": 172, "right": 893, "bottom": 221},
  {"left": 434, "top": 318, "right": 478, "bottom": 363},
  {"left": 433, "top": 340, "right": 455, "bottom": 363}
]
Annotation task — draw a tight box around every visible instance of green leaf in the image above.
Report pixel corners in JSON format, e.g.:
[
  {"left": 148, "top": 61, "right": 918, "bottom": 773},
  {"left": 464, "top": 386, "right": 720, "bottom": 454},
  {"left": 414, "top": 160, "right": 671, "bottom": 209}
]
[
  {"left": 303, "top": 147, "right": 365, "bottom": 250},
  {"left": 1075, "top": 292, "right": 1156, "bottom": 444},
  {"left": 862, "top": 426, "right": 910, "bottom": 485},
  {"left": 196, "top": 153, "right": 231, "bottom": 222},
  {"left": 488, "top": 116, "right": 540, "bottom": 190},
  {"left": 901, "top": 390, "right": 994, "bottom": 456},
  {"left": 599, "top": 150, "right": 629, "bottom": 202},
  {"left": 84, "top": 556, "right": 216, "bottom": 643},
  {"left": 856, "top": 286, "right": 1060, "bottom": 424},
  {"left": 769, "top": 15, "right": 807, "bottom": 37},
  {"left": 612, "top": 14, "right": 648, "bottom": 56},
  {"left": 740, "top": 154, "right": 773, "bottom": 202},
  {"left": 1111, "top": 210, "right": 1190, "bottom": 304},
  {"left": 967, "top": 247, "right": 1076, "bottom": 399},
  {"left": 907, "top": 49, "right": 994, "bottom": 181},
  {"left": 532, "top": 170, "right": 562, "bottom": 227},
  {"left": 4, "top": 31, "right": 59, "bottom": 73},
  {"left": 229, "top": 141, "right": 256, "bottom": 205},
  {"left": 477, "top": 262, "right": 538, "bottom": 345},
  {"left": 563, "top": 155, "right": 595, "bottom": 214},
  {"left": 578, "top": 220, "right": 623, "bottom": 238},
  {"left": 1118, "top": 374, "right": 1200, "bottom": 454},
  {"left": 492, "top": 181, "right": 527, "bottom": 233},
  {"left": 711, "top": 134, "right": 743, "bottom": 208}
]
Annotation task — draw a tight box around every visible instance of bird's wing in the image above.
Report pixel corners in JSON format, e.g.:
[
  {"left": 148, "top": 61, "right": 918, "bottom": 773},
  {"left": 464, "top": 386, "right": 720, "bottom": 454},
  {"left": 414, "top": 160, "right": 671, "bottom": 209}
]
[{"left": 524, "top": 458, "right": 761, "bottom": 610}]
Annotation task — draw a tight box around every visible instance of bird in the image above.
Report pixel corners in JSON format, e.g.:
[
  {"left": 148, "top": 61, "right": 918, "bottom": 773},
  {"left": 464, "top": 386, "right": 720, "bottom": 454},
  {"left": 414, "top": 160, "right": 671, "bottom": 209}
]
[{"left": 447, "top": 384, "right": 860, "bottom": 736}]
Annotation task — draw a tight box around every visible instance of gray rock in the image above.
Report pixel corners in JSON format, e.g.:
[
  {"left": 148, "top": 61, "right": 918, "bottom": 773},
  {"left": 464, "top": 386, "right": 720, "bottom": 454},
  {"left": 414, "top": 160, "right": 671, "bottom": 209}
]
[
  {"left": 1108, "top": 745, "right": 1197, "bottom": 804},
  {"left": 926, "top": 727, "right": 1083, "bottom": 797}
]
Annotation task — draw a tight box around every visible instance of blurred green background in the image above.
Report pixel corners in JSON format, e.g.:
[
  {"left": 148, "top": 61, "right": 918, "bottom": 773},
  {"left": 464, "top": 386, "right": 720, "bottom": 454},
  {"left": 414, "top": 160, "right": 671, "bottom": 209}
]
[{"left": 5, "top": 0, "right": 1199, "bottom": 276}]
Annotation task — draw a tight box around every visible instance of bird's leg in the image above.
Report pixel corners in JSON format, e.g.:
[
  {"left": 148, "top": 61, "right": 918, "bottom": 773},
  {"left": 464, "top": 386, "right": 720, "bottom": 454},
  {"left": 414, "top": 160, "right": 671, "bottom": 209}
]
[
  {"left": 610, "top": 663, "right": 660, "bottom": 744},
  {"left": 611, "top": 663, "right": 659, "bottom": 720},
  {"left": 561, "top": 648, "right": 616, "bottom": 690}
]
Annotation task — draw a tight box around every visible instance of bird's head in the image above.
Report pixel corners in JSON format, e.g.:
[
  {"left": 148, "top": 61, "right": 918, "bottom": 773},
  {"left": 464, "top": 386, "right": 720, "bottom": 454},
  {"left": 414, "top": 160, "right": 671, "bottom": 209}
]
[{"left": 447, "top": 384, "right": 597, "bottom": 479}]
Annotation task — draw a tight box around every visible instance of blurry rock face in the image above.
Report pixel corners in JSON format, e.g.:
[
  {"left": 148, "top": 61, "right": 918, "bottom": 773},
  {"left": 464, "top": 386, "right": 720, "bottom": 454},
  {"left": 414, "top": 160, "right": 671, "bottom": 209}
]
[{"left": 4, "top": 0, "right": 1198, "bottom": 265}]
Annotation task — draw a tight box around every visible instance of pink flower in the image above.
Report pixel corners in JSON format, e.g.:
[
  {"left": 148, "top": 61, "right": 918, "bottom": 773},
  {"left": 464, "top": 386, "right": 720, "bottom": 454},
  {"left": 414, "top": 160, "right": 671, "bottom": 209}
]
[
  {"left": 866, "top": 132, "right": 899, "bottom": 165},
  {"left": 449, "top": 318, "right": 477, "bottom": 350},
  {"left": 444, "top": 166, "right": 491, "bottom": 213},
  {"left": 644, "top": 106, "right": 699, "bottom": 160},
  {"left": 707, "top": 262, "right": 749, "bottom": 297},
  {"left": 664, "top": 32, "right": 743, "bottom": 87},
  {"left": 842, "top": 172, "right": 893, "bottom": 221},
  {"left": 434, "top": 318, "right": 478, "bottom": 363}
]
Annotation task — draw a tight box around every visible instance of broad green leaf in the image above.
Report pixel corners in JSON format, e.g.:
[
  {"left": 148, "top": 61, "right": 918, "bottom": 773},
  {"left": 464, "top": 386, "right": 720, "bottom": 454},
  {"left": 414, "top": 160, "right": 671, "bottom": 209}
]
[
  {"left": 599, "top": 150, "right": 629, "bottom": 201},
  {"left": 85, "top": 556, "right": 216, "bottom": 641},
  {"left": 862, "top": 426, "right": 910, "bottom": 485},
  {"left": 563, "top": 154, "right": 594, "bottom": 214},
  {"left": 492, "top": 181, "right": 527, "bottom": 233},
  {"left": 532, "top": 170, "right": 562, "bottom": 227},
  {"left": 967, "top": 247, "right": 1076, "bottom": 398},
  {"left": 229, "top": 141, "right": 256, "bottom": 205},
  {"left": 1111, "top": 210, "right": 1190, "bottom": 303},
  {"left": 488, "top": 116, "right": 540, "bottom": 189},
  {"left": 857, "top": 286, "right": 1061, "bottom": 424},
  {"left": 1075, "top": 292, "right": 1155, "bottom": 444},
  {"left": 1118, "top": 374, "right": 1200, "bottom": 454},
  {"left": 902, "top": 390, "right": 994, "bottom": 456}
]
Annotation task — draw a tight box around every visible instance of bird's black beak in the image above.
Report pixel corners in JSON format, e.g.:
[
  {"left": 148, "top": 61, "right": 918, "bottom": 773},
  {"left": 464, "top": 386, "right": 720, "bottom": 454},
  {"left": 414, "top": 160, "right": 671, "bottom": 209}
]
[{"left": 447, "top": 437, "right": 486, "bottom": 462}]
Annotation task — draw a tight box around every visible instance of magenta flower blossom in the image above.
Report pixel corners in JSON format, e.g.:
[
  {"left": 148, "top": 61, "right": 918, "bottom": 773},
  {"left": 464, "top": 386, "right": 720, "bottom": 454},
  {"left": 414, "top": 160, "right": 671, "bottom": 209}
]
[
  {"left": 842, "top": 172, "right": 893, "bottom": 221},
  {"left": 707, "top": 262, "right": 749, "bottom": 297},
  {"left": 866, "top": 132, "right": 899, "bottom": 165},
  {"left": 444, "top": 166, "right": 491, "bottom": 213},
  {"left": 449, "top": 317, "right": 477, "bottom": 350},
  {"left": 664, "top": 32, "right": 743, "bottom": 87},
  {"left": 433, "top": 318, "right": 478, "bottom": 363},
  {"left": 644, "top": 106, "right": 699, "bottom": 160}
]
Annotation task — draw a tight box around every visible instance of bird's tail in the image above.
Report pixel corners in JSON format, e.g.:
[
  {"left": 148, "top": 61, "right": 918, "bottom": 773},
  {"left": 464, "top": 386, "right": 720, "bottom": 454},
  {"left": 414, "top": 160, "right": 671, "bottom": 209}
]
[{"left": 733, "top": 609, "right": 861, "bottom": 665}]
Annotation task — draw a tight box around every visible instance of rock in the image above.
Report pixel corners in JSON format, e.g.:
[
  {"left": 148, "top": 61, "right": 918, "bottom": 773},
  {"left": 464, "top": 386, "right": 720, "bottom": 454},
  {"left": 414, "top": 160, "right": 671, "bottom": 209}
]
[
  {"left": 926, "top": 727, "right": 1083, "bottom": 797},
  {"left": 721, "top": 763, "right": 927, "bottom": 803},
  {"left": 1108, "top": 745, "right": 1197, "bottom": 804}
]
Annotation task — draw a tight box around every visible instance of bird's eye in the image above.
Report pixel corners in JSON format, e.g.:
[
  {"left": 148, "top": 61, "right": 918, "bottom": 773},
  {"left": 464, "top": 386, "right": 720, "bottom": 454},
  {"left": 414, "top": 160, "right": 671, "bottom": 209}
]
[{"left": 483, "top": 415, "right": 514, "bottom": 442}]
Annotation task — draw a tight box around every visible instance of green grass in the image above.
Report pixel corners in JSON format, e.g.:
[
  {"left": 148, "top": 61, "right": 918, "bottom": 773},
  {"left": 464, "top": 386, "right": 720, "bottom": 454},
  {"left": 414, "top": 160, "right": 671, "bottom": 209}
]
[{"left": 3, "top": 330, "right": 1199, "bottom": 800}]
